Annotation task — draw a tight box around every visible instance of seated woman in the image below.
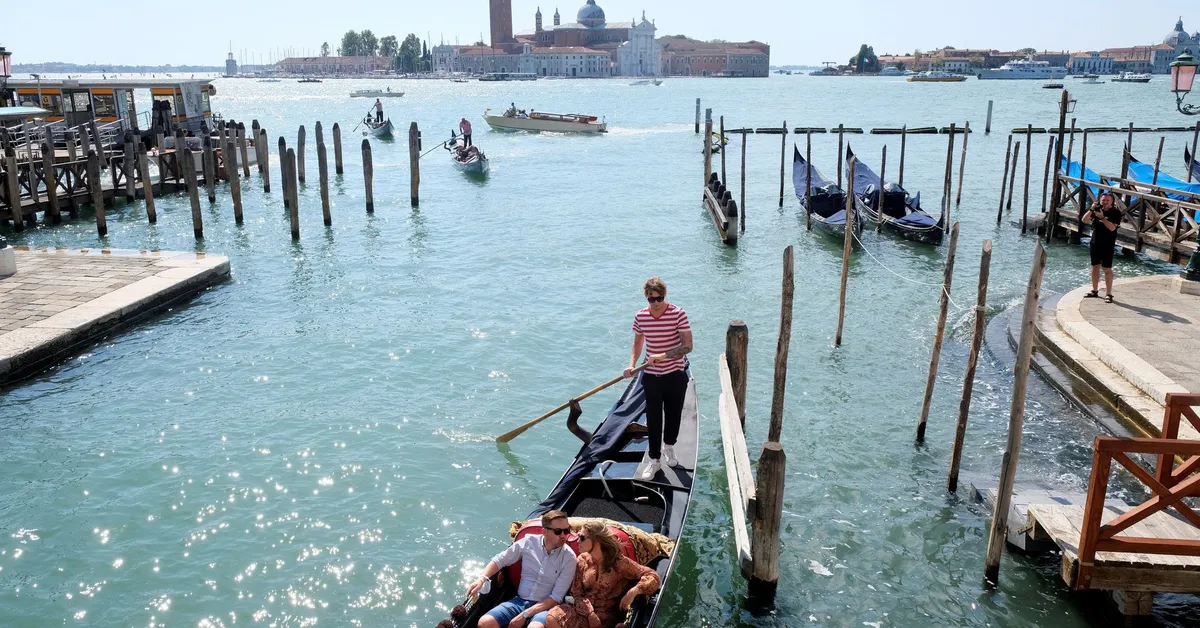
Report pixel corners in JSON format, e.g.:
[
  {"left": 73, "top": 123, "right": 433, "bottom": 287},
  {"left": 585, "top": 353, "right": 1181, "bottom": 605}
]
[{"left": 530, "top": 522, "right": 660, "bottom": 628}]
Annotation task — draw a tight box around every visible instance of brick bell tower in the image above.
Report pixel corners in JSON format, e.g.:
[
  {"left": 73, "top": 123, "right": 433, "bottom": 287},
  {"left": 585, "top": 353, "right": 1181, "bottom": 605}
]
[{"left": 489, "top": 0, "right": 514, "bottom": 49}]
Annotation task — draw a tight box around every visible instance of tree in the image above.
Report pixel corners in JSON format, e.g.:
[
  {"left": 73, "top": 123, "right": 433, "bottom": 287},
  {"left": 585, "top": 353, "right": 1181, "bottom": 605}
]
[
  {"left": 320, "top": 42, "right": 330, "bottom": 57},
  {"left": 360, "top": 30, "right": 379, "bottom": 56},
  {"left": 848, "top": 44, "right": 879, "bottom": 73},
  {"left": 340, "top": 31, "right": 362, "bottom": 57},
  {"left": 1017, "top": 47, "right": 1037, "bottom": 56},
  {"left": 472, "top": 39, "right": 486, "bottom": 46},
  {"left": 379, "top": 35, "right": 398, "bottom": 58},
  {"left": 398, "top": 34, "right": 422, "bottom": 72}
]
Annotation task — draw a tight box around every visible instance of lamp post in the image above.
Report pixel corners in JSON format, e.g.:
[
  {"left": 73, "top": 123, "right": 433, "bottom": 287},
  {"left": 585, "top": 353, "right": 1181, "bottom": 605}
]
[
  {"left": 0, "top": 45, "right": 12, "bottom": 107},
  {"left": 1172, "top": 52, "right": 1199, "bottom": 116}
]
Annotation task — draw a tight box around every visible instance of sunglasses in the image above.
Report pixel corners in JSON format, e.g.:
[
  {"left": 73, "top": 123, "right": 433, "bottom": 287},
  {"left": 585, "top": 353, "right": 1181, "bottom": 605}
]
[
  {"left": 547, "top": 527, "right": 571, "bottom": 536},
  {"left": 646, "top": 296, "right": 665, "bottom": 303}
]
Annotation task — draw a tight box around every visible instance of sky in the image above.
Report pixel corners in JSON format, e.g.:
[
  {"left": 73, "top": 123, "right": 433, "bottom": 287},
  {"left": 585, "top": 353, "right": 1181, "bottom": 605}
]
[{"left": 1, "top": 1, "right": 1193, "bottom": 67}]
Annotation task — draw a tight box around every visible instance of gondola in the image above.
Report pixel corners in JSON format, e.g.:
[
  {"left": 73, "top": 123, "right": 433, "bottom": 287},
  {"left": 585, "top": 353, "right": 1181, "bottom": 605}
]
[
  {"left": 444, "top": 369, "right": 699, "bottom": 628},
  {"left": 361, "top": 116, "right": 394, "bottom": 138},
  {"left": 844, "top": 145, "right": 944, "bottom": 245},
  {"left": 447, "top": 135, "right": 489, "bottom": 175},
  {"left": 1187, "top": 147, "right": 1200, "bottom": 183},
  {"left": 793, "top": 146, "right": 861, "bottom": 240}
]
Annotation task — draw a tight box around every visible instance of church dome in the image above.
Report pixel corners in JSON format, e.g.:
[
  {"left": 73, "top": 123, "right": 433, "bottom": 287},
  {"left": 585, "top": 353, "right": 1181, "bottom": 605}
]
[
  {"left": 1165, "top": 18, "right": 1188, "bottom": 46},
  {"left": 577, "top": 0, "right": 606, "bottom": 28}
]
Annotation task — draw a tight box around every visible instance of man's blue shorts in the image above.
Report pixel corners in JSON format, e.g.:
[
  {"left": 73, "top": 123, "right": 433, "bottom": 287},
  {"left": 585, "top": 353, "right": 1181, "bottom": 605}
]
[{"left": 485, "top": 597, "right": 536, "bottom": 627}]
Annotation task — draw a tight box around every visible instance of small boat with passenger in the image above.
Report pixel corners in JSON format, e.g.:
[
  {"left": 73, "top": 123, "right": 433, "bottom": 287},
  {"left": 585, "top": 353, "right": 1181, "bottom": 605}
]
[
  {"left": 484, "top": 105, "right": 607, "bottom": 134},
  {"left": 447, "top": 134, "right": 489, "bottom": 175},
  {"left": 440, "top": 369, "right": 699, "bottom": 628},
  {"left": 361, "top": 116, "right": 394, "bottom": 138},
  {"left": 793, "top": 147, "right": 861, "bottom": 240}
]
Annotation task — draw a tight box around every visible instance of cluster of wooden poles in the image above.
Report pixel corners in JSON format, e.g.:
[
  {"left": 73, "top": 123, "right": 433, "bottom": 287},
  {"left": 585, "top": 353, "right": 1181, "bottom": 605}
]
[{"left": 5, "top": 116, "right": 432, "bottom": 241}]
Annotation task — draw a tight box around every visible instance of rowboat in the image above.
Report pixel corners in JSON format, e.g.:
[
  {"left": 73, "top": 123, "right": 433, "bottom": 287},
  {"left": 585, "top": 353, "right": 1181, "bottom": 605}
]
[
  {"left": 350, "top": 89, "right": 404, "bottom": 98},
  {"left": 484, "top": 108, "right": 607, "bottom": 134},
  {"left": 448, "top": 137, "right": 489, "bottom": 175},
  {"left": 362, "top": 117, "right": 394, "bottom": 138},
  {"left": 793, "top": 146, "right": 861, "bottom": 240},
  {"left": 444, "top": 369, "right": 699, "bottom": 628},
  {"left": 844, "top": 145, "right": 943, "bottom": 245}
]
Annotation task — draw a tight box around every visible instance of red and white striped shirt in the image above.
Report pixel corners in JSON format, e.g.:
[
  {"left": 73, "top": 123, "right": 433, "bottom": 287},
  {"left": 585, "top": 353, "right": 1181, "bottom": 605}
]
[{"left": 633, "top": 303, "right": 691, "bottom": 374}]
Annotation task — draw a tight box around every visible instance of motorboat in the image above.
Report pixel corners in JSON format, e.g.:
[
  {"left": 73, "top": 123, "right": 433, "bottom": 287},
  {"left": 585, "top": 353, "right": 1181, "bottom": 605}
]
[
  {"left": 1081, "top": 76, "right": 1105, "bottom": 84},
  {"left": 351, "top": 89, "right": 404, "bottom": 98},
  {"left": 1112, "top": 72, "right": 1152, "bottom": 83},
  {"left": 907, "top": 71, "right": 967, "bottom": 83},
  {"left": 629, "top": 79, "right": 663, "bottom": 86},
  {"left": 978, "top": 57, "right": 1067, "bottom": 80},
  {"left": 298, "top": 78, "right": 323, "bottom": 83},
  {"left": 879, "top": 67, "right": 904, "bottom": 77},
  {"left": 483, "top": 107, "right": 607, "bottom": 133},
  {"left": 1043, "top": 81, "right": 1064, "bottom": 89},
  {"left": 478, "top": 72, "right": 538, "bottom": 82}
]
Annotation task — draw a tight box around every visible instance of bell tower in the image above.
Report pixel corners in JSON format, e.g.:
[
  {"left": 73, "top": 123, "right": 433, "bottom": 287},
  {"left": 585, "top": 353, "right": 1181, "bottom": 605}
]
[
  {"left": 536, "top": 7, "right": 543, "bottom": 33},
  {"left": 489, "top": 0, "right": 514, "bottom": 49},
  {"left": 553, "top": 8, "right": 561, "bottom": 26}
]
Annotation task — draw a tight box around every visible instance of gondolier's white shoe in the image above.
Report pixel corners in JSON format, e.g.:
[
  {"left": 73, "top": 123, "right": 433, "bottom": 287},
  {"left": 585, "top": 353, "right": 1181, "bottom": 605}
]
[
  {"left": 662, "top": 445, "right": 679, "bottom": 468},
  {"left": 641, "top": 459, "right": 661, "bottom": 480}
]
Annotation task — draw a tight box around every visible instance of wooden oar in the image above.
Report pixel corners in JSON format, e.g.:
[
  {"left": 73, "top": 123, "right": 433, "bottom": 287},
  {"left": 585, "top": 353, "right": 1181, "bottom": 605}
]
[{"left": 496, "top": 364, "right": 649, "bottom": 443}]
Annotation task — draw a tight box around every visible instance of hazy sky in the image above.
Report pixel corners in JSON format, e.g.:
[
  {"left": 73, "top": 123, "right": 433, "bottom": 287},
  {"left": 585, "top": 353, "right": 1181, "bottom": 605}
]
[{"left": 2, "top": 1, "right": 1193, "bottom": 66}]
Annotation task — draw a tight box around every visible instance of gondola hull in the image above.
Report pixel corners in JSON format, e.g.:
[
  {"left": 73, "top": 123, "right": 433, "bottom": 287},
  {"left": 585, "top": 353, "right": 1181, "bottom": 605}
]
[
  {"left": 854, "top": 196, "right": 944, "bottom": 245},
  {"left": 793, "top": 146, "right": 862, "bottom": 241},
  {"left": 364, "top": 119, "right": 394, "bottom": 138},
  {"left": 449, "top": 370, "right": 699, "bottom": 628}
]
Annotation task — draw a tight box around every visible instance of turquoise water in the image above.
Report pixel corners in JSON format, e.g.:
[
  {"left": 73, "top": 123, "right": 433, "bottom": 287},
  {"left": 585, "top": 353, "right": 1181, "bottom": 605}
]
[{"left": 2, "top": 75, "right": 1198, "bottom": 627}]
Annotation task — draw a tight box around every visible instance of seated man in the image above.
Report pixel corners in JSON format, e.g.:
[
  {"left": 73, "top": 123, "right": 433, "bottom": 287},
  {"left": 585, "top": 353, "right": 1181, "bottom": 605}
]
[{"left": 467, "top": 510, "right": 577, "bottom": 628}]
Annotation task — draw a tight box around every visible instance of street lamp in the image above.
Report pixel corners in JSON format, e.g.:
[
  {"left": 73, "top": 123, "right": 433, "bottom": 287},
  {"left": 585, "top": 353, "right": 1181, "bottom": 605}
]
[
  {"left": 1172, "top": 52, "right": 1199, "bottom": 116},
  {"left": 0, "top": 45, "right": 12, "bottom": 107}
]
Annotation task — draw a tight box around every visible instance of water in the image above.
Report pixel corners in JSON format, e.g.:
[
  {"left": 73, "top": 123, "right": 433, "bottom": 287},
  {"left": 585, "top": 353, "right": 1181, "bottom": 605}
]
[{"left": 2, "top": 75, "right": 1198, "bottom": 627}]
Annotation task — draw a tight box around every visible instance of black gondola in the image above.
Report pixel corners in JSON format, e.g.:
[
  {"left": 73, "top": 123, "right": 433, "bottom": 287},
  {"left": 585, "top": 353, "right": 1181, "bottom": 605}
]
[
  {"left": 446, "top": 369, "right": 699, "bottom": 628},
  {"left": 1187, "top": 146, "right": 1200, "bottom": 183},
  {"left": 844, "top": 145, "right": 944, "bottom": 246},
  {"left": 793, "top": 146, "right": 861, "bottom": 240}
]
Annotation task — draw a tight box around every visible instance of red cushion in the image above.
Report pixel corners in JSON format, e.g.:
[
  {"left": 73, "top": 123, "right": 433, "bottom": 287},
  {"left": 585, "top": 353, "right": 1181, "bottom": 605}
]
[{"left": 503, "top": 521, "right": 637, "bottom": 586}]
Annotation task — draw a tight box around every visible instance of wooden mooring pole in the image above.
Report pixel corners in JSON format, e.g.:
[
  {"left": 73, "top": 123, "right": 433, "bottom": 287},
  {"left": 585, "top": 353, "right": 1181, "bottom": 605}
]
[
  {"left": 362, "top": 139, "right": 374, "bottom": 213},
  {"left": 202, "top": 135, "right": 216, "bottom": 202},
  {"left": 1005, "top": 140, "right": 1020, "bottom": 211},
  {"left": 778, "top": 121, "right": 787, "bottom": 208},
  {"left": 333, "top": 123, "right": 344, "bottom": 175},
  {"left": 87, "top": 150, "right": 106, "bottom": 237},
  {"left": 984, "top": 242, "right": 1048, "bottom": 585},
  {"left": 1036, "top": 136, "right": 1054, "bottom": 234},
  {"left": 41, "top": 140, "right": 61, "bottom": 224},
  {"left": 137, "top": 143, "right": 155, "bottom": 224},
  {"left": 985, "top": 100, "right": 993, "bottom": 135},
  {"left": 409, "top": 122, "right": 420, "bottom": 207},
  {"left": 252, "top": 120, "right": 262, "bottom": 173},
  {"left": 1189, "top": 122, "right": 1199, "bottom": 183},
  {"left": 318, "top": 141, "right": 331, "bottom": 226},
  {"left": 184, "top": 150, "right": 204, "bottom": 239},
  {"left": 996, "top": 135, "right": 1012, "bottom": 224},
  {"left": 719, "top": 115, "right": 727, "bottom": 184},
  {"left": 226, "top": 135, "right": 243, "bottom": 224},
  {"left": 955, "top": 121, "right": 969, "bottom": 207},
  {"left": 726, "top": 321, "right": 749, "bottom": 429},
  {"left": 836, "top": 123, "right": 845, "bottom": 184},
  {"left": 947, "top": 239, "right": 992, "bottom": 493},
  {"left": 805, "top": 129, "right": 813, "bottom": 231},
  {"left": 942, "top": 123, "right": 956, "bottom": 230},
  {"left": 739, "top": 130, "right": 746, "bottom": 233},
  {"left": 123, "top": 133, "right": 136, "bottom": 202},
  {"left": 1046, "top": 91, "right": 1069, "bottom": 243},
  {"left": 835, "top": 157, "right": 855, "bottom": 347},
  {"left": 876, "top": 145, "right": 887, "bottom": 232},
  {"left": 1022, "top": 124, "right": 1032, "bottom": 223},
  {"left": 748, "top": 244, "right": 794, "bottom": 603},
  {"left": 297, "top": 125, "right": 306, "bottom": 183},
  {"left": 5, "top": 145, "right": 24, "bottom": 230},
  {"left": 916, "top": 222, "right": 959, "bottom": 443},
  {"left": 279, "top": 137, "right": 289, "bottom": 208},
  {"left": 238, "top": 123, "right": 250, "bottom": 178},
  {"left": 286, "top": 148, "right": 300, "bottom": 240},
  {"left": 695, "top": 98, "right": 701, "bottom": 134},
  {"left": 260, "top": 129, "right": 271, "bottom": 193},
  {"left": 898, "top": 125, "right": 907, "bottom": 188},
  {"left": 703, "top": 114, "right": 713, "bottom": 187}
]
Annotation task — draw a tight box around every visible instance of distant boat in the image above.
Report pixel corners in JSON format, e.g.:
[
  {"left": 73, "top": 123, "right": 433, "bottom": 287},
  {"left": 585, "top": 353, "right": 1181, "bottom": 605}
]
[
  {"left": 1043, "top": 81, "right": 1064, "bottom": 89},
  {"left": 844, "top": 144, "right": 943, "bottom": 245},
  {"left": 483, "top": 107, "right": 607, "bottom": 133},
  {"left": 451, "top": 78, "right": 470, "bottom": 83},
  {"left": 298, "top": 78, "right": 322, "bottom": 83},
  {"left": 978, "top": 57, "right": 1067, "bottom": 80},
  {"left": 793, "top": 146, "right": 860, "bottom": 240},
  {"left": 351, "top": 89, "right": 404, "bottom": 98},
  {"left": 879, "top": 67, "right": 904, "bottom": 77},
  {"left": 258, "top": 78, "right": 281, "bottom": 83},
  {"left": 1080, "top": 76, "right": 1105, "bottom": 85},
  {"left": 1073, "top": 73, "right": 1100, "bottom": 79},
  {"left": 1112, "top": 72, "right": 1152, "bottom": 83},
  {"left": 907, "top": 71, "right": 967, "bottom": 83},
  {"left": 809, "top": 66, "right": 841, "bottom": 77},
  {"left": 478, "top": 72, "right": 537, "bottom": 82},
  {"left": 629, "top": 79, "right": 663, "bottom": 86}
]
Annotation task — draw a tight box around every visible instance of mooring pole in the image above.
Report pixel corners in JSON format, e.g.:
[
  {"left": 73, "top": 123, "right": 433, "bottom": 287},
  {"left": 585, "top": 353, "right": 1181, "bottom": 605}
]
[
  {"left": 916, "top": 222, "right": 959, "bottom": 443},
  {"left": 947, "top": 239, "right": 992, "bottom": 493}
]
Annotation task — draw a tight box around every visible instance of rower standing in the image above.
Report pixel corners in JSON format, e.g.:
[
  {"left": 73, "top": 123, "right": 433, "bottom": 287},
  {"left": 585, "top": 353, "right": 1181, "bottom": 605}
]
[
  {"left": 374, "top": 98, "right": 384, "bottom": 124},
  {"left": 623, "top": 277, "right": 693, "bottom": 480},
  {"left": 460, "top": 117, "right": 473, "bottom": 147}
]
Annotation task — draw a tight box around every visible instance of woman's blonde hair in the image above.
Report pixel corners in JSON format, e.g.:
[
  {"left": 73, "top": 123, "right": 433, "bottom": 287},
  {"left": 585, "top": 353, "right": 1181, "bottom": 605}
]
[
  {"left": 643, "top": 277, "right": 667, "bottom": 297},
  {"left": 582, "top": 521, "right": 624, "bottom": 572}
]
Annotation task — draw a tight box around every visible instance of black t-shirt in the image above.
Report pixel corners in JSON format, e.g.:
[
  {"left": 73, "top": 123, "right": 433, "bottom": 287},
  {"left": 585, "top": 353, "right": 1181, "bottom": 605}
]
[{"left": 1090, "top": 207, "right": 1122, "bottom": 248}]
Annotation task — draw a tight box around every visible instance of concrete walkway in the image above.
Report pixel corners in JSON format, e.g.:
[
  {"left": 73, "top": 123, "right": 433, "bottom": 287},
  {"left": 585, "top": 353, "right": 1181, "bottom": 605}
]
[
  {"left": 0, "top": 247, "right": 229, "bottom": 386},
  {"left": 1036, "top": 274, "right": 1200, "bottom": 437}
]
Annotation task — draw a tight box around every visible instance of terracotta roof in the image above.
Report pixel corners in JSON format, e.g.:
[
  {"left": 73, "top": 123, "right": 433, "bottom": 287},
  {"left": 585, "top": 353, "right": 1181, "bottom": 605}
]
[{"left": 530, "top": 47, "right": 608, "bottom": 54}]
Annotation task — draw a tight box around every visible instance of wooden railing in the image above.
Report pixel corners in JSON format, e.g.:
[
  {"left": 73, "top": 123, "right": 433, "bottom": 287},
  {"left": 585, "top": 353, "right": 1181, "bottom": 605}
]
[{"left": 1156, "top": 393, "right": 1200, "bottom": 488}]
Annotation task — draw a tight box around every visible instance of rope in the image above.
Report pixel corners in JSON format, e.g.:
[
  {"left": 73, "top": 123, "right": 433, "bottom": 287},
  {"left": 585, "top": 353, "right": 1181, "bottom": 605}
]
[{"left": 850, "top": 229, "right": 966, "bottom": 311}]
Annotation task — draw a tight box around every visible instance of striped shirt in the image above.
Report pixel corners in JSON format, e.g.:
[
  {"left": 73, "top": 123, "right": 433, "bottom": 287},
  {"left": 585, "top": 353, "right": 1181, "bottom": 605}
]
[{"left": 633, "top": 303, "right": 691, "bottom": 374}]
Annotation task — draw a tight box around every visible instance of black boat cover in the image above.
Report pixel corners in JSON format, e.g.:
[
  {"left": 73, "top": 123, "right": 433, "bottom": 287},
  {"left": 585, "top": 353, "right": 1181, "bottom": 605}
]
[
  {"left": 1188, "top": 147, "right": 1200, "bottom": 186},
  {"left": 793, "top": 146, "right": 847, "bottom": 220},
  {"left": 528, "top": 371, "right": 650, "bottom": 519},
  {"left": 844, "top": 145, "right": 939, "bottom": 228}
]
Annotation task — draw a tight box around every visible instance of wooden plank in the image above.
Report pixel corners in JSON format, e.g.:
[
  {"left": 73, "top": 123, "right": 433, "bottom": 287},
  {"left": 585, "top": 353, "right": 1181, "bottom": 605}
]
[
  {"left": 718, "top": 353, "right": 757, "bottom": 517},
  {"left": 718, "top": 388, "right": 753, "bottom": 579}
]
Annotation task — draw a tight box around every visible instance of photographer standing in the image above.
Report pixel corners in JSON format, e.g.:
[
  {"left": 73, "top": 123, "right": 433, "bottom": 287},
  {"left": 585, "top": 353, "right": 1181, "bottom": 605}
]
[{"left": 1082, "top": 191, "right": 1121, "bottom": 303}]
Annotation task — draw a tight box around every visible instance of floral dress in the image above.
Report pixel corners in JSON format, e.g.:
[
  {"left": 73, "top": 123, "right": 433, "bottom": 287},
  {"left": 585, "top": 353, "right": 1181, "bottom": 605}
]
[{"left": 546, "top": 552, "right": 660, "bottom": 628}]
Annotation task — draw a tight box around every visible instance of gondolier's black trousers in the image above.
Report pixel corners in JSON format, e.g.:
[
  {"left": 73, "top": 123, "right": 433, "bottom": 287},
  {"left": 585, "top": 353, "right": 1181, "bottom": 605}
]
[
  {"left": 643, "top": 369, "right": 687, "bottom": 460},
  {"left": 463, "top": 133, "right": 472, "bottom": 147},
  {"left": 376, "top": 110, "right": 383, "bottom": 123}
]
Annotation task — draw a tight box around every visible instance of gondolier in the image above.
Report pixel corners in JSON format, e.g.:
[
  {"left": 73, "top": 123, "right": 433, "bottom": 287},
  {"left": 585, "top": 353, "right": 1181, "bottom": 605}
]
[
  {"left": 460, "top": 117, "right": 473, "bottom": 147},
  {"left": 624, "top": 277, "right": 692, "bottom": 480},
  {"left": 374, "top": 98, "right": 384, "bottom": 123}
]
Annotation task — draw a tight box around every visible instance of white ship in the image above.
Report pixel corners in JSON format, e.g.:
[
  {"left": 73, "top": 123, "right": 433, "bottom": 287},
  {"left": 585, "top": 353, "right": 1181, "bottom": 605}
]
[{"left": 978, "top": 57, "right": 1068, "bottom": 80}]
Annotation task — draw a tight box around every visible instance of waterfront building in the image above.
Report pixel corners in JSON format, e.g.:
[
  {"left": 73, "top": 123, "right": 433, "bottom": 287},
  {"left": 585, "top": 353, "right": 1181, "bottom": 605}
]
[
  {"left": 658, "top": 37, "right": 770, "bottom": 77},
  {"left": 1101, "top": 18, "right": 1198, "bottom": 74},
  {"left": 942, "top": 58, "right": 969, "bottom": 74},
  {"left": 274, "top": 56, "right": 391, "bottom": 75},
  {"left": 1068, "top": 51, "right": 1114, "bottom": 75}
]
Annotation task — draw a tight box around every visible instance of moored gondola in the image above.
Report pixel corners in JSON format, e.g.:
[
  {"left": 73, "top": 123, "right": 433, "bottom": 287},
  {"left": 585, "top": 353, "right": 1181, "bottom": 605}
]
[
  {"left": 793, "top": 146, "right": 862, "bottom": 240},
  {"left": 1187, "top": 147, "right": 1200, "bottom": 183},
  {"left": 444, "top": 369, "right": 699, "bottom": 628},
  {"left": 844, "top": 145, "right": 944, "bottom": 245}
]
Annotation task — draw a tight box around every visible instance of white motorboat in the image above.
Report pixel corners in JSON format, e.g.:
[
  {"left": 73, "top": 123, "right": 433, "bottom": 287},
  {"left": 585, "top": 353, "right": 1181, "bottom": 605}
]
[
  {"left": 478, "top": 72, "right": 538, "bottom": 82},
  {"left": 1112, "top": 72, "right": 1152, "bottom": 83},
  {"left": 629, "top": 79, "right": 663, "bottom": 86},
  {"left": 978, "top": 57, "right": 1067, "bottom": 80},
  {"left": 879, "top": 67, "right": 904, "bottom": 77},
  {"left": 483, "top": 107, "right": 607, "bottom": 133},
  {"left": 362, "top": 117, "right": 394, "bottom": 138},
  {"left": 907, "top": 71, "right": 967, "bottom": 83},
  {"left": 351, "top": 89, "right": 405, "bottom": 98},
  {"left": 447, "top": 137, "right": 488, "bottom": 175},
  {"left": 1081, "top": 76, "right": 1105, "bottom": 85}
]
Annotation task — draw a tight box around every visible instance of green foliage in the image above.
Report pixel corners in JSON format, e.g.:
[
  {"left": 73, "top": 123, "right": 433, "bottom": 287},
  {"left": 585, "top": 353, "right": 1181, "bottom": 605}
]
[
  {"left": 379, "top": 36, "right": 399, "bottom": 58},
  {"left": 360, "top": 30, "right": 379, "bottom": 56},
  {"left": 320, "top": 42, "right": 330, "bottom": 57},
  {"left": 1017, "top": 47, "right": 1037, "bottom": 55},
  {"left": 339, "top": 31, "right": 362, "bottom": 57},
  {"left": 398, "top": 34, "right": 423, "bottom": 72},
  {"left": 848, "top": 44, "right": 879, "bottom": 73}
]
